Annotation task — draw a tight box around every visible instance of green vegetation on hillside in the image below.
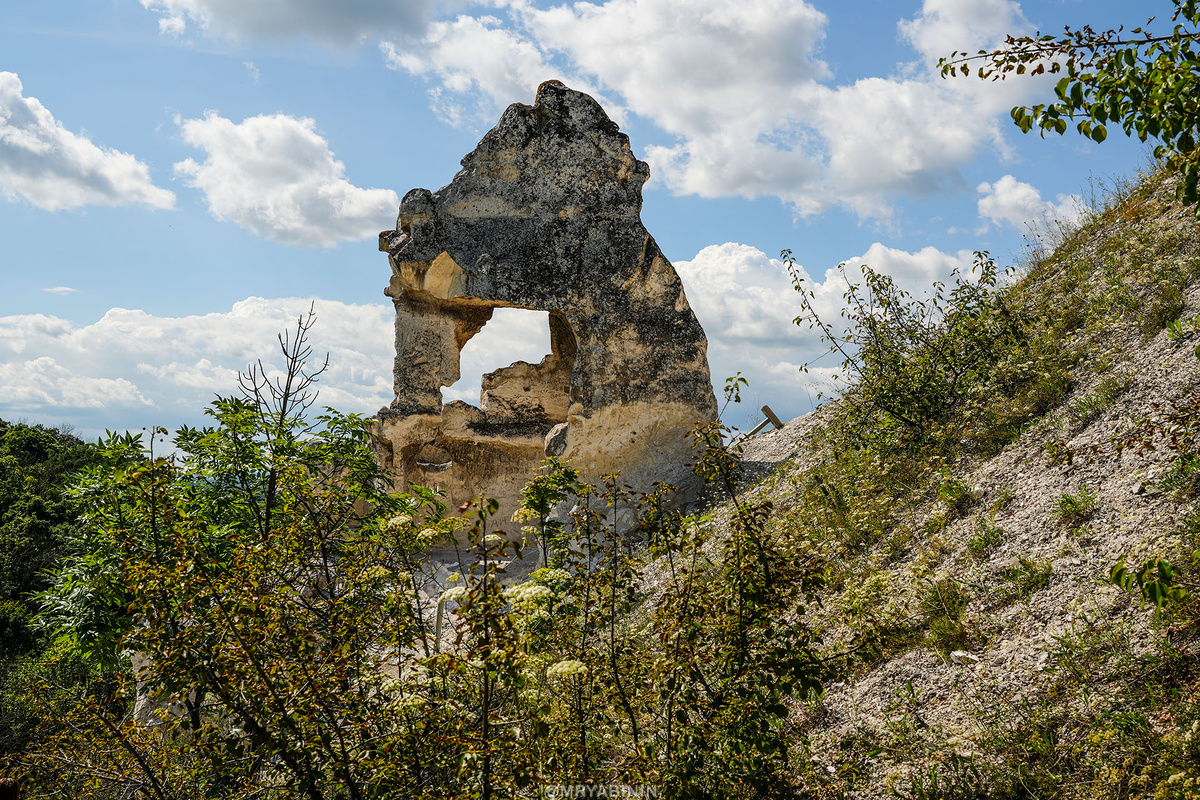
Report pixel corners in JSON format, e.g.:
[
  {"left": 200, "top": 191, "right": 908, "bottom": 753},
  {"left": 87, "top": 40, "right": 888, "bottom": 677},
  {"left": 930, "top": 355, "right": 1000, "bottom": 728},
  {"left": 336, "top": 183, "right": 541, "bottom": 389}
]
[
  {"left": 4, "top": 314, "right": 835, "bottom": 798},
  {"left": 775, "top": 169, "right": 1200, "bottom": 798},
  {"left": 4, "top": 170, "right": 1200, "bottom": 799},
  {"left": 0, "top": 419, "right": 99, "bottom": 755}
]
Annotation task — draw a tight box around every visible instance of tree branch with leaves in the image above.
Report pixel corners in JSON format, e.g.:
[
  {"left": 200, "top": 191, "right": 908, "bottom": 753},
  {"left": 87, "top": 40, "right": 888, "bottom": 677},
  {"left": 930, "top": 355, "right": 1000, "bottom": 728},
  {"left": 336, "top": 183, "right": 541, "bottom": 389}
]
[{"left": 940, "top": 0, "right": 1200, "bottom": 207}]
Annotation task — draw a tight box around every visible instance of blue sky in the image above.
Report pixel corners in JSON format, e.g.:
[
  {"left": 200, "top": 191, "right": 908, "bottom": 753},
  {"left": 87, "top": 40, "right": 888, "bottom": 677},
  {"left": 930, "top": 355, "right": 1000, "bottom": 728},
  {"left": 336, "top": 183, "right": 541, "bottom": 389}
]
[{"left": 0, "top": 0, "right": 1163, "bottom": 436}]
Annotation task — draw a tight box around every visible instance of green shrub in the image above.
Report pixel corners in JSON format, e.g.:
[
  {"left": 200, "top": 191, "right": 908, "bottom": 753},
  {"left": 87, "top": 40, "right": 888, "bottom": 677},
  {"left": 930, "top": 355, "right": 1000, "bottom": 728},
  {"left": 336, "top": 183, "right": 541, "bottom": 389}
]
[
  {"left": 0, "top": 600, "right": 31, "bottom": 661},
  {"left": 1067, "top": 374, "right": 1132, "bottom": 426},
  {"left": 787, "top": 250, "right": 1032, "bottom": 453},
  {"left": 937, "top": 472, "right": 980, "bottom": 517},
  {"left": 1140, "top": 282, "right": 1186, "bottom": 336},
  {"left": 919, "top": 578, "right": 968, "bottom": 620},
  {"left": 1161, "top": 452, "right": 1200, "bottom": 499},
  {"left": 927, "top": 616, "right": 969, "bottom": 655},
  {"left": 896, "top": 753, "right": 990, "bottom": 800},
  {"left": 1056, "top": 484, "right": 1097, "bottom": 526},
  {"left": 999, "top": 557, "right": 1053, "bottom": 601},
  {"left": 919, "top": 579, "right": 971, "bottom": 655},
  {"left": 966, "top": 517, "right": 1005, "bottom": 560}
]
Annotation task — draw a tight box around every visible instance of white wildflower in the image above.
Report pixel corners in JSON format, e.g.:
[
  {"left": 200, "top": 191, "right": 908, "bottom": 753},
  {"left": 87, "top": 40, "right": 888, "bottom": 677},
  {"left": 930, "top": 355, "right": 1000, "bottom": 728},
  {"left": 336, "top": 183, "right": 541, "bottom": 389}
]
[
  {"left": 387, "top": 514, "right": 412, "bottom": 531},
  {"left": 546, "top": 659, "right": 588, "bottom": 678},
  {"left": 392, "top": 695, "right": 427, "bottom": 713},
  {"left": 440, "top": 587, "right": 468, "bottom": 604},
  {"left": 505, "top": 584, "right": 556, "bottom": 605},
  {"left": 533, "top": 568, "right": 571, "bottom": 586},
  {"left": 360, "top": 565, "right": 392, "bottom": 582},
  {"left": 378, "top": 677, "right": 404, "bottom": 693},
  {"left": 511, "top": 507, "right": 539, "bottom": 523}
]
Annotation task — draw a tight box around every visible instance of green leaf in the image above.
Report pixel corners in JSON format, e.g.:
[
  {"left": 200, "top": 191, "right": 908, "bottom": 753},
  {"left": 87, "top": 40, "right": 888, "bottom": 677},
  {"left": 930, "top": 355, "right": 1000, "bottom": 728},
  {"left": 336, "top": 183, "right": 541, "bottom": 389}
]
[{"left": 1070, "top": 81, "right": 1085, "bottom": 107}]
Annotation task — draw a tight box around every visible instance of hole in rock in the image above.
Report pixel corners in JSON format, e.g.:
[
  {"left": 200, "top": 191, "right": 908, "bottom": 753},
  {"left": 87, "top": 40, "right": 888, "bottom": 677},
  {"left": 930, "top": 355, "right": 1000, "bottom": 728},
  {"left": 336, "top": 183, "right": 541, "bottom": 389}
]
[
  {"left": 441, "top": 308, "right": 554, "bottom": 407},
  {"left": 415, "top": 443, "right": 453, "bottom": 472}
]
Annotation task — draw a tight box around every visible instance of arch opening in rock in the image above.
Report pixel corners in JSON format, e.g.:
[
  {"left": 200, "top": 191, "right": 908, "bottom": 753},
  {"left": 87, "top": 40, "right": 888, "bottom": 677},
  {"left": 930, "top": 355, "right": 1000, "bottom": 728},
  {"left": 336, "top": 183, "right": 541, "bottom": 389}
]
[{"left": 441, "top": 308, "right": 572, "bottom": 426}]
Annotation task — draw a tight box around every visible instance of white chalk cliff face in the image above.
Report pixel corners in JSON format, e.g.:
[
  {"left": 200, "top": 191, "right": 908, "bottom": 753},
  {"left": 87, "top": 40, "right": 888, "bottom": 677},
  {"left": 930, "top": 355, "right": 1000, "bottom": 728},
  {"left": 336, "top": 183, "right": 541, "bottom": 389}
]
[{"left": 375, "top": 80, "right": 718, "bottom": 534}]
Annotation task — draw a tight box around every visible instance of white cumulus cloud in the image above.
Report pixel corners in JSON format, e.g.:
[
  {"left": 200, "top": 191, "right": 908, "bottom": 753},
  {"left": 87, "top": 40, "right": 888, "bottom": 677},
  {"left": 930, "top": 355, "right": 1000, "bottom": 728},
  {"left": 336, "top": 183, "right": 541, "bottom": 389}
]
[
  {"left": 810, "top": 77, "right": 1003, "bottom": 217},
  {"left": 977, "top": 174, "right": 1084, "bottom": 233},
  {"left": 428, "top": 0, "right": 833, "bottom": 203},
  {"left": 840, "top": 242, "right": 975, "bottom": 291},
  {"left": 675, "top": 243, "right": 803, "bottom": 348},
  {"left": 174, "top": 112, "right": 399, "bottom": 246},
  {"left": 0, "top": 357, "right": 153, "bottom": 410},
  {"left": 141, "top": 0, "right": 434, "bottom": 47},
  {"left": 0, "top": 72, "right": 175, "bottom": 212},
  {"left": 0, "top": 298, "right": 396, "bottom": 437},
  {"left": 674, "top": 244, "right": 815, "bottom": 423},
  {"left": 522, "top": 0, "right": 830, "bottom": 137},
  {"left": 381, "top": 15, "right": 558, "bottom": 126},
  {"left": 441, "top": 308, "right": 557, "bottom": 404},
  {"left": 385, "top": 0, "right": 1055, "bottom": 220},
  {"left": 0, "top": 236, "right": 974, "bottom": 437},
  {"left": 899, "top": 0, "right": 1029, "bottom": 65}
]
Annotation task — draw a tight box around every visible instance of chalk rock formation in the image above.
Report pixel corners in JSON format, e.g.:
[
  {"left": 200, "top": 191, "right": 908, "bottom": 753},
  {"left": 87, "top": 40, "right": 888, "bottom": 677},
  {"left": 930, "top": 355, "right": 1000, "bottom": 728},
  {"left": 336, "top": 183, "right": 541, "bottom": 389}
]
[{"left": 376, "top": 80, "right": 717, "bottom": 536}]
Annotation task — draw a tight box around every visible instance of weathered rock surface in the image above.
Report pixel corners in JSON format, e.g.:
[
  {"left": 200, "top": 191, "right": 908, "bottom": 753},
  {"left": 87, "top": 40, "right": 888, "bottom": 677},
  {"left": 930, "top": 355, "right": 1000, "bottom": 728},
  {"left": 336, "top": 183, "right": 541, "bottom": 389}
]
[{"left": 375, "top": 80, "right": 717, "bottom": 539}]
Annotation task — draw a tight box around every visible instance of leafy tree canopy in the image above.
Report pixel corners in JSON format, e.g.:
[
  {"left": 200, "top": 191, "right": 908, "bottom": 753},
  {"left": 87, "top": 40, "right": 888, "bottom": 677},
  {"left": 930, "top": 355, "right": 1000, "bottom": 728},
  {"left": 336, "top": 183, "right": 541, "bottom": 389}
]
[
  {"left": 940, "top": 0, "right": 1200, "bottom": 207},
  {"left": 0, "top": 419, "right": 99, "bottom": 755},
  {"left": 11, "top": 310, "right": 838, "bottom": 800},
  {"left": 0, "top": 420, "right": 98, "bottom": 630}
]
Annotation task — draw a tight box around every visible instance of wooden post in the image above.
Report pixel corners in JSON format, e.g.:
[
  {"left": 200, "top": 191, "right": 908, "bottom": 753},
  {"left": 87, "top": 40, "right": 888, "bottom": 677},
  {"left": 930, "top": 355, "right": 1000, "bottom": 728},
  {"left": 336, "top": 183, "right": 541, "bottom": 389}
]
[
  {"left": 761, "top": 404, "right": 784, "bottom": 430},
  {"left": 737, "top": 404, "right": 787, "bottom": 443},
  {"left": 744, "top": 418, "right": 772, "bottom": 437}
]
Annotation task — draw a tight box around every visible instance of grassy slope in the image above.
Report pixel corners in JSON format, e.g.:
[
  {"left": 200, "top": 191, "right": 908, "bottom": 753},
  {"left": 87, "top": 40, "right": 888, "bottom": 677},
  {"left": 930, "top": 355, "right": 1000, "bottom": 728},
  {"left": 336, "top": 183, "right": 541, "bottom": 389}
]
[{"left": 731, "top": 169, "right": 1200, "bottom": 798}]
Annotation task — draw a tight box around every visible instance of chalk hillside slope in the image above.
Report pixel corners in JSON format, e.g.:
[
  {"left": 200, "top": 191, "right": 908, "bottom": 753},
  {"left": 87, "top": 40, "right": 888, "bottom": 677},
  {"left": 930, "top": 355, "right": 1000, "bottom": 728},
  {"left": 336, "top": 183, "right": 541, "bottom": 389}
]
[{"left": 723, "top": 168, "right": 1200, "bottom": 798}]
